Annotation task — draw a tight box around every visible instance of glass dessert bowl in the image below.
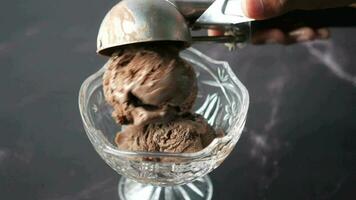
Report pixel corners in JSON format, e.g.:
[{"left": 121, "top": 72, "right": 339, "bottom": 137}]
[{"left": 79, "top": 48, "right": 249, "bottom": 200}]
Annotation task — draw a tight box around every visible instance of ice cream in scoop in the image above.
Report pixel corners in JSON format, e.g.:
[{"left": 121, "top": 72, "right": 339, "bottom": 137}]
[{"left": 103, "top": 44, "right": 197, "bottom": 126}]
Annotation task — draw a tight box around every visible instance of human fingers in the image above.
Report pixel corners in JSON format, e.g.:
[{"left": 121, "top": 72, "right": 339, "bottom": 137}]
[
  {"left": 251, "top": 27, "right": 330, "bottom": 44},
  {"left": 207, "top": 28, "right": 225, "bottom": 36},
  {"left": 241, "top": 0, "right": 356, "bottom": 19}
]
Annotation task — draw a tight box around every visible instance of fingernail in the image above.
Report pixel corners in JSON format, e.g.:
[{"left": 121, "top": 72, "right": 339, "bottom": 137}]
[
  {"left": 289, "top": 32, "right": 307, "bottom": 42},
  {"left": 316, "top": 28, "right": 330, "bottom": 39},
  {"left": 289, "top": 29, "right": 315, "bottom": 42},
  {"left": 289, "top": 29, "right": 303, "bottom": 37},
  {"left": 242, "top": 0, "right": 265, "bottom": 19},
  {"left": 208, "top": 29, "right": 225, "bottom": 36}
]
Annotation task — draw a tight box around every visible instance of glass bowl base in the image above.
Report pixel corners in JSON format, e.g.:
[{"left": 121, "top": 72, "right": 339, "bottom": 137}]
[{"left": 118, "top": 176, "right": 213, "bottom": 200}]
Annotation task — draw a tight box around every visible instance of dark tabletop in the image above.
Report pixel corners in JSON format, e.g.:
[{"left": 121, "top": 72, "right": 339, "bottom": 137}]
[{"left": 0, "top": 0, "right": 355, "bottom": 199}]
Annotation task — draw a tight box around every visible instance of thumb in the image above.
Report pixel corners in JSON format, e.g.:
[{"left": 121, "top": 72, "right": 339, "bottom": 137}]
[{"left": 241, "top": 0, "right": 290, "bottom": 20}]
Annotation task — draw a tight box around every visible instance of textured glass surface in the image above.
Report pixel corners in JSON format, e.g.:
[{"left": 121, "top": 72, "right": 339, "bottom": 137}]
[{"left": 79, "top": 48, "right": 249, "bottom": 187}]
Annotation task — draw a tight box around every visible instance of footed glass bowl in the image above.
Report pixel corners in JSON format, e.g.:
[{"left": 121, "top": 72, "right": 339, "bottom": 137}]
[{"left": 79, "top": 48, "right": 249, "bottom": 200}]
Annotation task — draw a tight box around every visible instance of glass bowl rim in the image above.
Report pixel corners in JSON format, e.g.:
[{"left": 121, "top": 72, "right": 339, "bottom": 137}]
[{"left": 78, "top": 47, "right": 249, "bottom": 159}]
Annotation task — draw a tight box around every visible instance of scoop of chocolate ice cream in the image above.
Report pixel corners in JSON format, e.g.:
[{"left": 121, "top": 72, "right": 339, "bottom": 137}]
[
  {"left": 103, "top": 44, "right": 197, "bottom": 126},
  {"left": 115, "top": 114, "right": 217, "bottom": 154}
]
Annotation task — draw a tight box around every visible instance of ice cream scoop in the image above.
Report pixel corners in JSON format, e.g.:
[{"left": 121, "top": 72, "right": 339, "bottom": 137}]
[
  {"left": 97, "top": 0, "right": 191, "bottom": 56},
  {"left": 97, "top": 0, "right": 355, "bottom": 56},
  {"left": 97, "top": 0, "right": 252, "bottom": 56}
]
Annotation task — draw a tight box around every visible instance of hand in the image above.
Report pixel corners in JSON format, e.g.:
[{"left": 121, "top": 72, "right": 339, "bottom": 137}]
[
  {"left": 242, "top": 0, "right": 355, "bottom": 19},
  {"left": 208, "top": 27, "right": 330, "bottom": 45},
  {"left": 208, "top": 0, "right": 356, "bottom": 44}
]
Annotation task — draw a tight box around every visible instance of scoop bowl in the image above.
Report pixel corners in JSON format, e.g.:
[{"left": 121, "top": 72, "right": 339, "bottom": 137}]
[{"left": 97, "top": 0, "right": 191, "bottom": 56}]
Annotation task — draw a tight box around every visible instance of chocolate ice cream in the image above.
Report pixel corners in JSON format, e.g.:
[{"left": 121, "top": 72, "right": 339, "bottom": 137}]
[
  {"left": 103, "top": 44, "right": 221, "bottom": 157},
  {"left": 115, "top": 114, "right": 217, "bottom": 154},
  {"left": 103, "top": 45, "right": 197, "bottom": 126}
]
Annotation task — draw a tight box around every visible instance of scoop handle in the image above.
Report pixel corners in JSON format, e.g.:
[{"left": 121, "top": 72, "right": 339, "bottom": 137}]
[
  {"left": 192, "top": 7, "right": 355, "bottom": 43},
  {"left": 252, "top": 7, "right": 356, "bottom": 32}
]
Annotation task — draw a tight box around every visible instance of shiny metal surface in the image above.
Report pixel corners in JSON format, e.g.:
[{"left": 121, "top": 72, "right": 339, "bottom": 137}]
[
  {"left": 172, "top": 0, "right": 254, "bottom": 25},
  {"left": 173, "top": 0, "right": 253, "bottom": 47},
  {"left": 196, "top": 0, "right": 254, "bottom": 25},
  {"left": 97, "top": 0, "right": 191, "bottom": 56},
  {"left": 172, "top": 0, "right": 214, "bottom": 23},
  {"left": 96, "top": 0, "right": 258, "bottom": 55},
  {"left": 97, "top": 0, "right": 255, "bottom": 55}
]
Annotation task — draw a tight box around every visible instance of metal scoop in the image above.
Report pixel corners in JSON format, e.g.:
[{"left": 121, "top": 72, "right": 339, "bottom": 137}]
[
  {"left": 97, "top": 0, "right": 356, "bottom": 56},
  {"left": 97, "top": 0, "right": 253, "bottom": 56}
]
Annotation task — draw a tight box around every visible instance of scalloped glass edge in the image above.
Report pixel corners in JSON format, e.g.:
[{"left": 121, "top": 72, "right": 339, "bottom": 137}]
[{"left": 79, "top": 47, "right": 249, "bottom": 159}]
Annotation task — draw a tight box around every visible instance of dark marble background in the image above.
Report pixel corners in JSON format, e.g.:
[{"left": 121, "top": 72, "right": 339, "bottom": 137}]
[{"left": 0, "top": 0, "right": 355, "bottom": 199}]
